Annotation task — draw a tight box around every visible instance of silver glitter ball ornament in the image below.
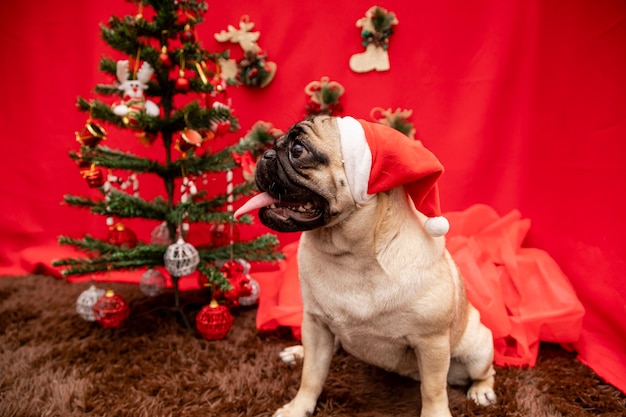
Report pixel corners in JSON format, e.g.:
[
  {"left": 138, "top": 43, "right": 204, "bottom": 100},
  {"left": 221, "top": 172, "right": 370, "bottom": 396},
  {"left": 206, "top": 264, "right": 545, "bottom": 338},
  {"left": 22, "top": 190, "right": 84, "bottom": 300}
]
[
  {"left": 163, "top": 238, "right": 199, "bottom": 277},
  {"left": 140, "top": 269, "right": 166, "bottom": 297},
  {"left": 76, "top": 285, "right": 106, "bottom": 321}
]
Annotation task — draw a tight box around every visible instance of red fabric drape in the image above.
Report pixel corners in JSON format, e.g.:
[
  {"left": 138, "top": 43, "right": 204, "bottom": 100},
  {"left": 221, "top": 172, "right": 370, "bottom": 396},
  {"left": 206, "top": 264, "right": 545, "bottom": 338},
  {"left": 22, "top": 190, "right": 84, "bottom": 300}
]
[{"left": 1, "top": 0, "right": 624, "bottom": 393}]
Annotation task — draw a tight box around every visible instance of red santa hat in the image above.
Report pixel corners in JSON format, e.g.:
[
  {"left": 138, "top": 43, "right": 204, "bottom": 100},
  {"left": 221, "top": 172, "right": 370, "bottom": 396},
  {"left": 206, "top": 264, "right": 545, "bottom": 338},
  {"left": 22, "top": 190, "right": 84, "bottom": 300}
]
[{"left": 336, "top": 116, "right": 449, "bottom": 236}]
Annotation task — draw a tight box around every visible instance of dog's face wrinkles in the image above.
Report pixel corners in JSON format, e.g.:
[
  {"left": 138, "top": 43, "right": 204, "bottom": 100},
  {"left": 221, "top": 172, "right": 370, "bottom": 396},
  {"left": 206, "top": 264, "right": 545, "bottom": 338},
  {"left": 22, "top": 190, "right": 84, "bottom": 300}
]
[{"left": 254, "top": 116, "right": 355, "bottom": 232}]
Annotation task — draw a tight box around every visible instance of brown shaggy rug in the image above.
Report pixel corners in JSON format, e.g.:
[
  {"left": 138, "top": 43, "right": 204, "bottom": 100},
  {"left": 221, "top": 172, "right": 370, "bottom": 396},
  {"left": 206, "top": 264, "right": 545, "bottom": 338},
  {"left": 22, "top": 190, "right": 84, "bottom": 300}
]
[{"left": 1, "top": 275, "right": 624, "bottom": 417}]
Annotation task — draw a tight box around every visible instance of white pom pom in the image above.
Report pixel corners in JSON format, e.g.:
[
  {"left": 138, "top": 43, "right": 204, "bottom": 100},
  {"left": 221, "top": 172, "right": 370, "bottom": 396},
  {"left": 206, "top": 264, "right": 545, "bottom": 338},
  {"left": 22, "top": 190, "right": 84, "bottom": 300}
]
[{"left": 424, "top": 216, "right": 449, "bottom": 237}]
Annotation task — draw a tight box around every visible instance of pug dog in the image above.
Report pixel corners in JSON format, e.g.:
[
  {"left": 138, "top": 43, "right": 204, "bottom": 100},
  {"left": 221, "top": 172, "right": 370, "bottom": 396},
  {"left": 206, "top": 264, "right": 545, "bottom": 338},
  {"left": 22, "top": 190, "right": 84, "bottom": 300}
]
[{"left": 235, "top": 115, "right": 496, "bottom": 417}]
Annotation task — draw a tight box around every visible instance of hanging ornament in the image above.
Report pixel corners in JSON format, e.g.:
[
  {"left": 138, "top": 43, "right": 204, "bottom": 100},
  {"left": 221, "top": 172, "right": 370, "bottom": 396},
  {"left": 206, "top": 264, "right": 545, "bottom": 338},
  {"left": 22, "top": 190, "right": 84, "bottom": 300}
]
[
  {"left": 236, "top": 259, "right": 260, "bottom": 307},
  {"left": 232, "top": 151, "right": 256, "bottom": 183},
  {"left": 76, "top": 285, "right": 106, "bottom": 321},
  {"left": 179, "top": 169, "right": 199, "bottom": 236},
  {"left": 92, "top": 289, "right": 130, "bottom": 328},
  {"left": 140, "top": 269, "right": 167, "bottom": 297},
  {"left": 104, "top": 171, "right": 140, "bottom": 198},
  {"left": 213, "top": 119, "right": 232, "bottom": 136},
  {"left": 164, "top": 238, "right": 200, "bottom": 277},
  {"left": 200, "top": 74, "right": 230, "bottom": 109},
  {"left": 196, "top": 299, "right": 233, "bottom": 340},
  {"left": 175, "top": 69, "right": 190, "bottom": 93},
  {"left": 106, "top": 222, "right": 138, "bottom": 248},
  {"left": 175, "top": 53, "right": 190, "bottom": 93},
  {"left": 158, "top": 30, "right": 172, "bottom": 68},
  {"left": 207, "top": 101, "right": 233, "bottom": 138},
  {"left": 75, "top": 118, "right": 107, "bottom": 147},
  {"left": 349, "top": 6, "right": 398, "bottom": 73},
  {"left": 304, "top": 76, "right": 345, "bottom": 117},
  {"left": 237, "top": 49, "right": 277, "bottom": 88},
  {"left": 210, "top": 223, "right": 240, "bottom": 247},
  {"left": 219, "top": 260, "right": 252, "bottom": 306},
  {"left": 180, "top": 176, "right": 198, "bottom": 204},
  {"left": 180, "top": 23, "right": 196, "bottom": 43},
  {"left": 103, "top": 171, "right": 140, "bottom": 228},
  {"left": 137, "top": 131, "right": 159, "bottom": 146},
  {"left": 175, "top": 128, "right": 203, "bottom": 155},
  {"left": 151, "top": 221, "right": 172, "bottom": 245},
  {"left": 210, "top": 168, "right": 239, "bottom": 247},
  {"left": 370, "top": 107, "right": 416, "bottom": 139},
  {"left": 214, "top": 16, "right": 277, "bottom": 88},
  {"left": 112, "top": 60, "right": 160, "bottom": 126},
  {"left": 238, "top": 276, "right": 260, "bottom": 307},
  {"left": 232, "top": 121, "right": 283, "bottom": 182},
  {"left": 75, "top": 152, "right": 92, "bottom": 173},
  {"left": 159, "top": 46, "right": 172, "bottom": 68},
  {"left": 82, "top": 164, "right": 105, "bottom": 188},
  {"left": 194, "top": 61, "right": 208, "bottom": 86},
  {"left": 174, "top": 1, "right": 207, "bottom": 27},
  {"left": 197, "top": 272, "right": 213, "bottom": 293}
]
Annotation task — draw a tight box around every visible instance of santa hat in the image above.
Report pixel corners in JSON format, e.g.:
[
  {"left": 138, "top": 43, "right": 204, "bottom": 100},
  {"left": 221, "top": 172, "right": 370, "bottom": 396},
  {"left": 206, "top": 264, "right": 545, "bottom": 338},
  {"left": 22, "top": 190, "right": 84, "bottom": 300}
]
[{"left": 336, "top": 116, "right": 449, "bottom": 237}]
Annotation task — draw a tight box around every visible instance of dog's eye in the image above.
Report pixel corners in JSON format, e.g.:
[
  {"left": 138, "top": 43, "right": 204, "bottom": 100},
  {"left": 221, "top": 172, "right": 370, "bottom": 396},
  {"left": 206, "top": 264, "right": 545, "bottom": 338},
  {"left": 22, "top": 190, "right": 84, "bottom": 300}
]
[{"left": 290, "top": 141, "right": 307, "bottom": 159}]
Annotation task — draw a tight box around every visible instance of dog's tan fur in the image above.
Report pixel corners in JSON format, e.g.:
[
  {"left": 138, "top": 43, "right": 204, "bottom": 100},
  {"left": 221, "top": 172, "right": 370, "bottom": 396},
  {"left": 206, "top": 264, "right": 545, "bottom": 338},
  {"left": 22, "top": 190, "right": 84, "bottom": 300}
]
[{"left": 263, "top": 117, "right": 496, "bottom": 417}]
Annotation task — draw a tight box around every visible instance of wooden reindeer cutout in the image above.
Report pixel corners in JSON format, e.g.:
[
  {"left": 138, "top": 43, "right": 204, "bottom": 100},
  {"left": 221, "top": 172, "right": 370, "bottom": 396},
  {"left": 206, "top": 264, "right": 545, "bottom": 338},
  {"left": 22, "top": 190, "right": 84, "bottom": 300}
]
[{"left": 214, "top": 16, "right": 277, "bottom": 87}]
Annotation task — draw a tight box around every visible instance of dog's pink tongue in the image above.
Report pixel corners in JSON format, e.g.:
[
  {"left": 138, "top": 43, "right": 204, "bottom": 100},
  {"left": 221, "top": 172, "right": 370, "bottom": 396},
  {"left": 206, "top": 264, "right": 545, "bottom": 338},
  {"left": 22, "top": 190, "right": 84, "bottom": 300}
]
[{"left": 234, "top": 192, "right": 279, "bottom": 219}]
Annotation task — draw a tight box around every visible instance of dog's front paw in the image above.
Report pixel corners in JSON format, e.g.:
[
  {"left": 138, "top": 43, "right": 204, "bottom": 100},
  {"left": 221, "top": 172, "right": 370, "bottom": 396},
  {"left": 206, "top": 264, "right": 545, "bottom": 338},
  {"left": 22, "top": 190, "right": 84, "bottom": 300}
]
[
  {"left": 279, "top": 345, "right": 304, "bottom": 365},
  {"left": 273, "top": 401, "right": 314, "bottom": 417},
  {"left": 467, "top": 382, "right": 497, "bottom": 406}
]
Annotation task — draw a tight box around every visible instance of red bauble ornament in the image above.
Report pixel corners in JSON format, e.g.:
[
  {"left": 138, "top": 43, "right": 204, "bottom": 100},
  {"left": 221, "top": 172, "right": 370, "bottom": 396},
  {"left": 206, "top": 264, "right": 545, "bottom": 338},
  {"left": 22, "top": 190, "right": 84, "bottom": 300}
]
[
  {"left": 106, "top": 223, "right": 138, "bottom": 248},
  {"left": 159, "top": 46, "right": 172, "bottom": 68},
  {"left": 159, "top": 53, "right": 172, "bottom": 68},
  {"left": 197, "top": 272, "right": 212, "bottom": 291},
  {"left": 179, "top": 24, "right": 196, "bottom": 43},
  {"left": 92, "top": 290, "right": 130, "bottom": 328},
  {"left": 220, "top": 260, "right": 252, "bottom": 306},
  {"left": 196, "top": 300, "right": 233, "bottom": 340},
  {"left": 210, "top": 223, "right": 239, "bottom": 247},
  {"left": 175, "top": 75, "right": 190, "bottom": 93}
]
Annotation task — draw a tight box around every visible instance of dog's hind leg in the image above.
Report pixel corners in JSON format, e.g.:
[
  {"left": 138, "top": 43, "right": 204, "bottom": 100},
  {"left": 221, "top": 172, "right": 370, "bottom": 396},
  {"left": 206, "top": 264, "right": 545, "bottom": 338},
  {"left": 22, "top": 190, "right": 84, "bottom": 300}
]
[{"left": 274, "top": 313, "right": 335, "bottom": 417}]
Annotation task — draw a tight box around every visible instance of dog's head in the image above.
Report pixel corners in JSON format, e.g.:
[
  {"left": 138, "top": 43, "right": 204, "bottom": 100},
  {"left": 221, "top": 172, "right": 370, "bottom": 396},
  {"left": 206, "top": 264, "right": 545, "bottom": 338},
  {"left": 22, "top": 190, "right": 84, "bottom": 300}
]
[
  {"left": 235, "top": 115, "right": 449, "bottom": 236},
  {"left": 235, "top": 116, "right": 357, "bottom": 232}
]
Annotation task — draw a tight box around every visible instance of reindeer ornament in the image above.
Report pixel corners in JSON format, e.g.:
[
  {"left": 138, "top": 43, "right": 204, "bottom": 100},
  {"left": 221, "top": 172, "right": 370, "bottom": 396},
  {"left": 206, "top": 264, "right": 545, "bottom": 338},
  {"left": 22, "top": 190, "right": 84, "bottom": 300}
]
[
  {"left": 214, "top": 16, "right": 277, "bottom": 88},
  {"left": 112, "top": 60, "right": 160, "bottom": 126}
]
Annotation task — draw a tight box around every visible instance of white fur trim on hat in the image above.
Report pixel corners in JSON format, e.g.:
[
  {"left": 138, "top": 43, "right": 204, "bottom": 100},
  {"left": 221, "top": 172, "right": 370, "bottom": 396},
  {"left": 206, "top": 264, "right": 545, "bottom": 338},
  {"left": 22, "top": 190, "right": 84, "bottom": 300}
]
[
  {"left": 336, "top": 116, "right": 373, "bottom": 204},
  {"left": 424, "top": 216, "right": 450, "bottom": 237}
]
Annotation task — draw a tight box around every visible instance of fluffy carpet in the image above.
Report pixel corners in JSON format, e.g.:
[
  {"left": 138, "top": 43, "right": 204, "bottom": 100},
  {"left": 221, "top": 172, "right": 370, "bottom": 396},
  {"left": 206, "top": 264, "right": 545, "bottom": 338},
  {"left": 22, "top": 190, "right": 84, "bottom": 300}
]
[{"left": 1, "top": 275, "right": 624, "bottom": 417}]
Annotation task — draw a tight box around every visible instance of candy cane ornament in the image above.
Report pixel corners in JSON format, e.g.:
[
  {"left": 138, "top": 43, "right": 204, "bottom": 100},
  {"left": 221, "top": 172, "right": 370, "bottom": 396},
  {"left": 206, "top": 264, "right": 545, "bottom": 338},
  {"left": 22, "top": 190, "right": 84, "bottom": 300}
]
[
  {"left": 180, "top": 175, "right": 198, "bottom": 235},
  {"left": 104, "top": 171, "right": 141, "bottom": 226},
  {"left": 226, "top": 169, "right": 235, "bottom": 257}
]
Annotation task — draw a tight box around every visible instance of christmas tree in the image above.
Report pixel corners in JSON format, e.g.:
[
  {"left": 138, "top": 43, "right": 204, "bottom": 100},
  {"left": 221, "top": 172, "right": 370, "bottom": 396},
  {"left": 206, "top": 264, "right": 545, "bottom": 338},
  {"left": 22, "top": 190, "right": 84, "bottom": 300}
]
[{"left": 53, "top": 0, "right": 283, "bottom": 329}]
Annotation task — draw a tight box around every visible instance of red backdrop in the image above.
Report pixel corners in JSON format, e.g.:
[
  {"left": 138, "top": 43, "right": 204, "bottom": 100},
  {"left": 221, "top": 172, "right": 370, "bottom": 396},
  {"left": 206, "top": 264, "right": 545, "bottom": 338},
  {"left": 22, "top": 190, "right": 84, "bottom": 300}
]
[{"left": 1, "top": 0, "right": 625, "bottom": 393}]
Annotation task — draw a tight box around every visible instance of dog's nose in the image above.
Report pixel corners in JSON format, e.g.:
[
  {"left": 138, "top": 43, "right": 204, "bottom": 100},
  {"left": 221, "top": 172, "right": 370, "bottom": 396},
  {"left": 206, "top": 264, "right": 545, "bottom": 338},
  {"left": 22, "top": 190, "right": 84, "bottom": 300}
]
[{"left": 263, "top": 149, "right": 277, "bottom": 160}]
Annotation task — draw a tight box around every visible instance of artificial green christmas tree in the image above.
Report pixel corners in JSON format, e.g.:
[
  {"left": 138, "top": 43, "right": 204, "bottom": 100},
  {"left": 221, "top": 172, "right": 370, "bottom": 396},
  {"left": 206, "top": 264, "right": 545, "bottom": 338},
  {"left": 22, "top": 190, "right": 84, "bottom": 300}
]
[{"left": 53, "top": 0, "right": 282, "bottom": 328}]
